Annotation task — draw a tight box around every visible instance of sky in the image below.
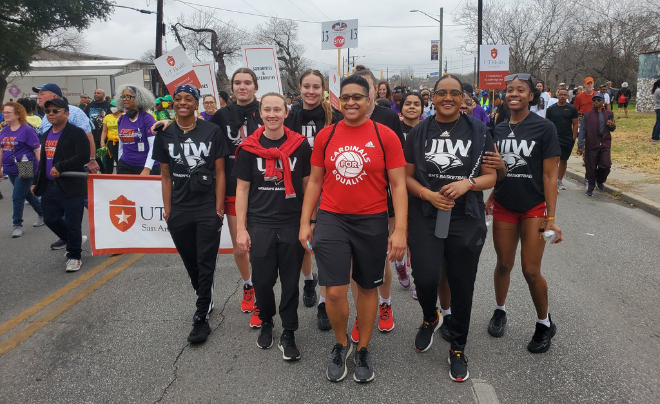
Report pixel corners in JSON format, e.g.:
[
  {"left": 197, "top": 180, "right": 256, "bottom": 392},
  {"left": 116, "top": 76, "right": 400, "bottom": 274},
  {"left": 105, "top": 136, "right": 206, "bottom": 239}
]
[{"left": 82, "top": 0, "right": 478, "bottom": 78}]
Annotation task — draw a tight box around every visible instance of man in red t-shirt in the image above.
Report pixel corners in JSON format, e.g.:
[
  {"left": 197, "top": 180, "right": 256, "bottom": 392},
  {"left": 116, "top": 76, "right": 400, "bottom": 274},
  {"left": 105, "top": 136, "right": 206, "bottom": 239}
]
[
  {"left": 573, "top": 77, "right": 597, "bottom": 115},
  {"left": 299, "top": 75, "right": 407, "bottom": 383}
]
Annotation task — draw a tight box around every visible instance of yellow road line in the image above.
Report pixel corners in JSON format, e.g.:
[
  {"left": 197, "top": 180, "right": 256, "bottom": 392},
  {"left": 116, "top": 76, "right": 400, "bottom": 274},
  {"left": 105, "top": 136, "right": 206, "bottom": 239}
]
[
  {"left": 0, "top": 254, "right": 144, "bottom": 357},
  {"left": 0, "top": 254, "right": 124, "bottom": 336}
]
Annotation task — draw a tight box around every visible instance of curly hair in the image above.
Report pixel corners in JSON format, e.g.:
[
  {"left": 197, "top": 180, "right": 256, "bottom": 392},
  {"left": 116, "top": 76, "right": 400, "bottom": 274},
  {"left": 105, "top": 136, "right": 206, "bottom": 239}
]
[
  {"left": 113, "top": 84, "right": 155, "bottom": 112},
  {"left": 2, "top": 102, "right": 28, "bottom": 126}
]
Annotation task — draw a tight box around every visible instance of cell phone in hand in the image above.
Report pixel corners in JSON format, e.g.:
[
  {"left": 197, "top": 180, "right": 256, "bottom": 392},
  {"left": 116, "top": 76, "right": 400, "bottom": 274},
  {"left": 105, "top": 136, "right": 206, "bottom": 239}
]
[{"left": 153, "top": 123, "right": 165, "bottom": 133}]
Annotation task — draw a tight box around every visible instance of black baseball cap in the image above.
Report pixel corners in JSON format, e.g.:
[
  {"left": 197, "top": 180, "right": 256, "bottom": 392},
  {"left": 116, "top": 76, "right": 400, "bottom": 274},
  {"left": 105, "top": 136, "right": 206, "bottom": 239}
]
[
  {"left": 462, "top": 83, "right": 474, "bottom": 94},
  {"left": 32, "top": 83, "right": 63, "bottom": 98},
  {"left": 44, "top": 98, "right": 69, "bottom": 111}
]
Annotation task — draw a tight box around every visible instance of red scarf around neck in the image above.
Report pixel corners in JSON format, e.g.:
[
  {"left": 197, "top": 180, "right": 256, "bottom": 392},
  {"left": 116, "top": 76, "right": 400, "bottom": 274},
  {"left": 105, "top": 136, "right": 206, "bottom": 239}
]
[{"left": 235, "top": 125, "right": 305, "bottom": 198}]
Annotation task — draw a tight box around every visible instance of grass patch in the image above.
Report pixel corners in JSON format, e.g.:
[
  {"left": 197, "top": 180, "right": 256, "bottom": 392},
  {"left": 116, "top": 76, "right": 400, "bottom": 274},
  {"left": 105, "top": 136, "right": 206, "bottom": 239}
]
[{"left": 608, "top": 110, "right": 660, "bottom": 174}]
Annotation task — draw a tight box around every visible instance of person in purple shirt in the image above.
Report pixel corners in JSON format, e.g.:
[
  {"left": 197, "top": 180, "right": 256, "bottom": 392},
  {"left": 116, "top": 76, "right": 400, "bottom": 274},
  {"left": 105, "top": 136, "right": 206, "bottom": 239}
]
[
  {"left": 200, "top": 94, "right": 217, "bottom": 121},
  {"left": 0, "top": 102, "right": 44, "bottom": 238},
  {"left": 391, "top": 86, "right": 406, "bottom": 114},
  {"left": 113, "top": 84, "right": 159, "bottom": 175},
  {"left": 461, "top": 83, "right": 490, "bottom": 126}
]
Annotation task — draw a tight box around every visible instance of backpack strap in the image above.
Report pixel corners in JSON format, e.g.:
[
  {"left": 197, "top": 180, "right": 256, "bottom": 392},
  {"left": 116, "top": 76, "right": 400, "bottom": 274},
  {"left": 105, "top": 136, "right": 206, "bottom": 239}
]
[{"left": 322, "top": 122, "right": 340, "bottom": 160}]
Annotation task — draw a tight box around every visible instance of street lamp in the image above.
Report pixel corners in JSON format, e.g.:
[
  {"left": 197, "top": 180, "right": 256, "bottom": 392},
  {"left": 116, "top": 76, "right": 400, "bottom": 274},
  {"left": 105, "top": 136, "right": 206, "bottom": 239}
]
[{"left": 410, "top": 8, "right": 443, "bottom": 76}]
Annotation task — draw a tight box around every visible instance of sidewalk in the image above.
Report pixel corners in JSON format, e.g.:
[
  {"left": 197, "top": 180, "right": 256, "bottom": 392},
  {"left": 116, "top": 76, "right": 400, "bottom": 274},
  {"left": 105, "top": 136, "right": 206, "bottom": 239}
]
[{"left": 564, "top": 155, "right": 660, "bottom": 217}]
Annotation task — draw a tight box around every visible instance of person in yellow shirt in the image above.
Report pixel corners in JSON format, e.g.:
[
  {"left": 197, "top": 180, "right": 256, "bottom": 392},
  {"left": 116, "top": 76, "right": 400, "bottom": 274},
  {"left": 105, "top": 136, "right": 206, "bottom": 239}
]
[
  {"left": 100, "top": 100, "right": 122, "bottom": 174},
  {"left": 17, "top": 98, "right": 42, "bottom": 130}
]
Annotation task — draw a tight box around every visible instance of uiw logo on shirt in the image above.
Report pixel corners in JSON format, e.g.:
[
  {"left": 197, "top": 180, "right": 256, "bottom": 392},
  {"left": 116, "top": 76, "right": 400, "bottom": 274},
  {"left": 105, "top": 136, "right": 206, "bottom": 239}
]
[
  {"left": 497, "top": 139, "right": 536, "bottom": 171},
  {"left": 301, "top": 121, "right": 317, "bottom": 148},
  {"left": 168, "top": 139, "right": 212, "bottom": 169},
  {"left": 425, "top": 139, "right": 471, "bottom": 173},
  {"left": 227, "top": 122, "right": 262, "bottom": 146},
  {"left": 256, "top": 157, "right": 298, "bottom": 185}
]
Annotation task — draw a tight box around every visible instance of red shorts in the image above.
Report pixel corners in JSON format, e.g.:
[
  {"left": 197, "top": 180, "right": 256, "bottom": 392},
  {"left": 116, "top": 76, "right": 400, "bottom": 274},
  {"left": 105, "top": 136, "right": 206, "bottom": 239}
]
[
  {"left": 224, "top": 196, "right": 236, "bottom": 216},
  {"left": 493, "top": 200, "right": 547, "bottom": 224}
]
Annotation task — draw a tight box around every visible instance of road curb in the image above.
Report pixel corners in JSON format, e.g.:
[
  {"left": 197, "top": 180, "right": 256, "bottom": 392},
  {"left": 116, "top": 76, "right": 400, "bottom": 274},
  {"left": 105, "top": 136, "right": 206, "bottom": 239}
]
[{"left": 564, "top": 168, "right": 660, "bottom": 218}]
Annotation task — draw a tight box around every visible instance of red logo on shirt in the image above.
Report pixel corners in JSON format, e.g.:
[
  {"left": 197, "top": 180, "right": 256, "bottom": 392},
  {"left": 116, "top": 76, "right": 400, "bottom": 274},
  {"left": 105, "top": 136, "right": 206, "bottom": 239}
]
[
  {"left": 330, "top": 146, "right": 371, "bottom": 185},
  {"left": 167, "top": 56, "right": 176, "bottom": 66},
  {"left": 109, "top": 195, "right": 136, "bottom": 232}
]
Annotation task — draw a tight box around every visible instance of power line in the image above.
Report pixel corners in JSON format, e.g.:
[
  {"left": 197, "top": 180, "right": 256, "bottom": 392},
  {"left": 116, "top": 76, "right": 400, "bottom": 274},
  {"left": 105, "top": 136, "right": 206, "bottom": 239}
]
[
  {"left": 305, "top": 0, "right": 330, "bottom": 20},
  {"left": 86, "top": 0, "right": 155, "bottom": 14},
  {"left": 240, "top": 0, "right": 266, "bottom": 16},
  {"left": 288, "top": 0, "right": 317, "bottom": 21}
]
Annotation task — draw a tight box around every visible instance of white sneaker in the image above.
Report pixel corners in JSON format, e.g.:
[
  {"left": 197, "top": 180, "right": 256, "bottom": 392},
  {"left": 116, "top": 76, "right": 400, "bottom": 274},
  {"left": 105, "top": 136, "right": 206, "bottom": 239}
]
[
  {"left": 33, "top": 216, "right": 45, "bottom": 227},
  {"left": 12, "top": 226, "right": 24, "bottom": 238},
  {"left": 65, "top": 259, "right": 82, "bottom": 272},
  {"left": 557, "top": 181, "right": 567, "bottom": 190}
]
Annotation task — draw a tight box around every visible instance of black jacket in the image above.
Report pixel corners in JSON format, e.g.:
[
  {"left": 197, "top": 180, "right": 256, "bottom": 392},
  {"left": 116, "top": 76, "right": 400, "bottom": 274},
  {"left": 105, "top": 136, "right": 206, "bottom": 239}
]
[{"left": 33, "top": 122, "right": 90, "bottom": 197}]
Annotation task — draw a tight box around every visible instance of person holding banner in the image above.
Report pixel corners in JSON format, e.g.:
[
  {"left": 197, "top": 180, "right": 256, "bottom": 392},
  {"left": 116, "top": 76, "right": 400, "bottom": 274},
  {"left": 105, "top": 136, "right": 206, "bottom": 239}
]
[
  {"left": 209, "top": 68, "right": 264, "bottom": 324},
  {"left": 234, "top": 92, "right": 311, "bottom": 360},
  {"left": 404, "top": 74, "right": 497, "bottom": 382},
  {"left": 299, "top": 75, "right": 408, "bottom": 383},
  {"left": 152, "top": 85, "right": 229, "bottom": 344},
  {"left": 283, "top": 69, "right": 342, "bottom": 330},
  {"left": 114, "top": 85, "right": 159, "bottom": 176}
]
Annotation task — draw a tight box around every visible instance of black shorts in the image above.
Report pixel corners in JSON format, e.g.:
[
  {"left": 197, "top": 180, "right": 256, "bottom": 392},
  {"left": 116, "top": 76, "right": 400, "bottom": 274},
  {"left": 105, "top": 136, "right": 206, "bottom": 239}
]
[
  {"left": 618, "top": 101, "right": 628, "bottom": 108},
  {"left": 312, "top": 210, "right": 389, "bottom": 289},
  {"left": 559, "top": 143, "right": 574, "bottom": 161}
]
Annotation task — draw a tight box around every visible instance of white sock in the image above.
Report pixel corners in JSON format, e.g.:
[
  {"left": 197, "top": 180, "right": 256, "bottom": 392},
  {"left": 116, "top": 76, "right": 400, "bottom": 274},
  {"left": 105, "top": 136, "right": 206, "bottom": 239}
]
[
  {"left": 379, "top": 297, "right": 391, "bottom": 306},
  {"left": 303, "top": 274, "right": 314, "bottom": 281},
  {"left": 441, "top": 308, "right": 452, "bottom": 317},
  {"left": 537, "top": 316, "right": 551, "bottom": 327},
  {"left": 496, "top": 304, "right": 506, "bottom": 312},
  {"left": 318, "top": 296, "right": 326, "bottom": 305},
  {"left": 243, "top": 278, "right": 252, "bottom": 286}
]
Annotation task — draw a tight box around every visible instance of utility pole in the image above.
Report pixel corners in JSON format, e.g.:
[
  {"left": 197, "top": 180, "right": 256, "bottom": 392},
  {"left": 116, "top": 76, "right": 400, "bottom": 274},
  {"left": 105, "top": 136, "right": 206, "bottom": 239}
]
[
  {"left": 439, "top": 7, "right": 443, "bottom": 76},
  {"left": 474, "top": 57, "right": 477, "bottom": 86},
  {"left": 155, "top": 0, "right": 164, "bottom": 95},
  {"left": 477, "top": 0, "right": 483, "bottom": 87},
  {"left": 444, "top": 58, "right": 448, "bottom": 75}
]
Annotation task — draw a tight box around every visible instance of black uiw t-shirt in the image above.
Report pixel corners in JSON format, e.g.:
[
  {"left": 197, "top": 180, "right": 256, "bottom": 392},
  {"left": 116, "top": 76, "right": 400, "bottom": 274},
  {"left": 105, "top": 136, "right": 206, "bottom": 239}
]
[
  {"left": 404, "top": 116, "right": 494, "bottom": 212},
  {"left": 493, "top": 112, "right": 560, "bottom": 213},
  {"left": 152, "top": 119, "right": 229, "bottom": 210},
  {"left": 233, "top": 134, "right": 312, "bottom": 228}
]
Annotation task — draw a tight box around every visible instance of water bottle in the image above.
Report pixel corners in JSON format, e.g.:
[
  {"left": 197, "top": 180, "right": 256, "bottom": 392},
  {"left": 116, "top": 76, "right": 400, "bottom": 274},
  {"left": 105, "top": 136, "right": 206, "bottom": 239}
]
[
  {"left": 21, "top": 155, "right": 28, "bottom": 162},
  {"left": 434, "top": 208, "right": 452, "bottom": 239},
  {"left": 543, "top": 230, "right": 557, "bottom": 243}
]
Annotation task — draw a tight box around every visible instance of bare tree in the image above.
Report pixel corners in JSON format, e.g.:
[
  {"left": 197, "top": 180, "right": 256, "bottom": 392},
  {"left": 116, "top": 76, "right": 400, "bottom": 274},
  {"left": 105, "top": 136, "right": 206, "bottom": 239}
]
[
  {"left": 139, "top": 49, "right": 156, "bottom": 63},
  {"left": 171, "top": 11, "right": 249, "bottom": 92},
  {"left": 255, "top": 18, "right": 309, "bottom": 92}
]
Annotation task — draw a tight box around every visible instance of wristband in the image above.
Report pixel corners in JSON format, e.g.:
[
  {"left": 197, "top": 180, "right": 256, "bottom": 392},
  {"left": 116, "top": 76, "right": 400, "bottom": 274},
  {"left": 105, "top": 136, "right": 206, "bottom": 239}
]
[
  {"left": 419, "top": 187, "right": 427, "bottom": 200},
  {"left": 546, "top": 216, "right": 555, "bottom": 221},
  {"left": 468, "top": 178, "right": 476, "bottom": 190},
  {"left": 310, "top": 219, "right": 317, "bottom": 224}
]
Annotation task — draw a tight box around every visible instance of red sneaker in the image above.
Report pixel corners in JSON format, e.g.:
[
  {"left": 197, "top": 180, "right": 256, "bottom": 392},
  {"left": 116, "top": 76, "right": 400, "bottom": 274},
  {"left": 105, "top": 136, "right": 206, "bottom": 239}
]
[
  {"left": 241, "top": 284, "right": 256, "bottom": 313},
  {"left": 249, "top": 307, "right": 262, "bottom": 328},
  {"left": 378, "top": 303, "right": 394, "bottom": 332},
  {"left": 350, "top": 318, "right": 359, "bottom": 343}
]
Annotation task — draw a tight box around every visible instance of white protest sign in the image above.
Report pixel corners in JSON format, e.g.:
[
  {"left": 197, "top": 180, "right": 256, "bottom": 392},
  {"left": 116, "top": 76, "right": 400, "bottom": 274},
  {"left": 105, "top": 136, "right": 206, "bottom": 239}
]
[
  {"left": 88, "top": 175, "right": 232, "bottom": 255},
  {"left": 329, "top": 71, "right": 341, "bottom": 111},
  {"left": 153, "top": 46, "right": 202, "bottom": 94},
  {"left": 192, "top": 61, "right": 218, "bottom": 113},
  {"left": 321, "top": 20, "right": 358, "bottom": 50},
  {"left": 479, "top": 45, "right": 510, "bottom": 89},
  {"left": 241, "top": 45, "right": 283, "bottom": 98}
]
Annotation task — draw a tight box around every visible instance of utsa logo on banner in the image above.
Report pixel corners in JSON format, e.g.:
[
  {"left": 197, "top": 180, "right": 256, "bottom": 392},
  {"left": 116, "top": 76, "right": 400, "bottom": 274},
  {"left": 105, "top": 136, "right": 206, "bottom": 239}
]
[{"left": 109, "top": 195, "right": 137, "bottom": 232}]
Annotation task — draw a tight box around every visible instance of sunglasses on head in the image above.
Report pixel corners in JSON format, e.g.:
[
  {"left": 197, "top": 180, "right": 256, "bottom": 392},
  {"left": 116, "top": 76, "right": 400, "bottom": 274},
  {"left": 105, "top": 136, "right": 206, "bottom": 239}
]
[
  {"left": 45, "top": 108, "right": 64, "bottom": 114},
  {"left": 340, "top": 93, "right": 368, "bottom": 102},
  {"left": 504, "top": 73, "right": 532, "bottom": 83},
  {"left": 392, "top": 88, "right": 405, "bottom": 94}
]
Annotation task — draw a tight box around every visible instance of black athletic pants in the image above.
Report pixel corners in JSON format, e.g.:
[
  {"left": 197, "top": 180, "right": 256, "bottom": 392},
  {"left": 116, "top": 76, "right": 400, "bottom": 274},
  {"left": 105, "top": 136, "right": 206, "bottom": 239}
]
[
  {"left": 408, "top": 205, "right": 487, "bottom": 351},
  {"left": 168, "top": 207, "right": 222, "bottom": 321},
  {"left": 584, "top": 147, "right": 611, "bottom": 192},
  {"left": 249, "top": 224, "right": 304, "bottom": 331}
]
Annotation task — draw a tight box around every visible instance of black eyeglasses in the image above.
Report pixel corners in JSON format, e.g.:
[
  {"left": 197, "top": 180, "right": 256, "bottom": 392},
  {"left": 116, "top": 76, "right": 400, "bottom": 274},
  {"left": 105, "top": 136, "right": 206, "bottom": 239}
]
[
  {"left": 435, "top": 89, "right": 462, "bottom": 97},
  {"left": 340, "top": 93, "right": 368, "bottom": 102},
  {"left": 45, "top": 108, "right": 64, "bottom": 114},
  {"left": 120, "top": 95, "right": 135, "bottom": 100},
  {"left": 504, "top": 73, "right": 532, "bottom": 83}
]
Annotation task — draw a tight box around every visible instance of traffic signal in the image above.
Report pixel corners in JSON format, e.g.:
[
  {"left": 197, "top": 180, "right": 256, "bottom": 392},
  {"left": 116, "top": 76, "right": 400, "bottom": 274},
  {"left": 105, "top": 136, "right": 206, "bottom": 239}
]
[{"left": 410, "top": 75, "right": 413, "bottom": 81}]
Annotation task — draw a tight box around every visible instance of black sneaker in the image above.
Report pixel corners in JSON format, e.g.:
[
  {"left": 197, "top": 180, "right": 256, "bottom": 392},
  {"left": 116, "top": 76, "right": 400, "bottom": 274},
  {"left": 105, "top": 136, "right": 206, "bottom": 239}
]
[
  {"left": 317, "top": 302, "right": 332, "bottom": 331},
  {"left": 278, "top": 330, "right": 301, "bottom": 361},
  {"left": 585, "top": 191, "right": 594, "bottom": 197},
  {"left": 326, "top": 337, "right": 353, "bottom": 382},
  {"left": 50, "top": 239, "right": 67, "bottom": 250},
  {"left": 487, "top": 309, "right": 507, "bottom": 337},
  {"left": 527, "top": 315, "right": 557, "bottom": 353},
  {"left": 415, "top": 312, "right": 440, "bottom": 352},
  {"left": 596, "top": 182, "right": 605, "bottom": 191},
  {"left": 257, "top": 320, "right": 274, "bottom": 349},
  {"left": 187, "top": 318, "right": 211, "bottom": 343},
  {"left": 439, "top": 314, "right": 452, "bottom": 342},
  {"left": 448, "top": 349, "right": 469, "bottom": 382},
  {"left": 303, "top": 273, "right": 318, "bottom": 307},
  {"left": 353, "top": 347, "right": 375, "bottom": 383}
]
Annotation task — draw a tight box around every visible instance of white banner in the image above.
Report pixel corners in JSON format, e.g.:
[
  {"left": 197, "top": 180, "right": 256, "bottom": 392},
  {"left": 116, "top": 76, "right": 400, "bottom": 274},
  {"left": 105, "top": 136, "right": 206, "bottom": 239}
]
[
  {"left": 321, "top": 20, "right": 358, "bottom": 50},
  {"left": 241, "top": 45, "right": 283, "bottom": 99},
  {"left": 89, "top": 175, "right": 232, "bottom": 255},
  {"left": 153, "top": 45, "right": 202, "bottom": 95},
  {"left": 479, "top": 44, "right": 510, "bottom": 89},
  {"left": 329, "top": 71, "right": 341, "bottom": 111},
  {"left": 192, "top": 61, "right": 218, "bottom": 114}
]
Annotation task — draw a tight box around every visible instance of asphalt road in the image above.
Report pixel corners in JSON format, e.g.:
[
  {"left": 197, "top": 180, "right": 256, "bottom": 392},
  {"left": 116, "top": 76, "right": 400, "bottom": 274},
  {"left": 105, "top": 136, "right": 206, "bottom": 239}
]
[{"left": 0, "top": 177, "right": 659, "bottom": 403}]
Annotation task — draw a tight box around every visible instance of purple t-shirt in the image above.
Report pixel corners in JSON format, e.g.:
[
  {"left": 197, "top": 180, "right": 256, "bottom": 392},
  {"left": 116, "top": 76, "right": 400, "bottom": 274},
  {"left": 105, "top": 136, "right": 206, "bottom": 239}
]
[
  {"left": 45, "top": 129, "right": 63, "bottom": 180},
  {"left": 200, "top": 111, "right": 213, "bottom": 121},
  {"left": 1, "top": 124, "right": 40, "bottom": 176},
  {"left": 117, "top": 111, "right": 158, "bottom": 167},
  {"left": 472, "top": 105, "right": 491, "bottom": 126}
]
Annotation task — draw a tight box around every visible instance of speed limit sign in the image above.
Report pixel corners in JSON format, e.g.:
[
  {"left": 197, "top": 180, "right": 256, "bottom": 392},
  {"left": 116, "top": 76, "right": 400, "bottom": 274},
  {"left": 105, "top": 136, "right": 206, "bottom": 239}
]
[{"left": 321, "top": 19, "right": 358, "bottom": 50}]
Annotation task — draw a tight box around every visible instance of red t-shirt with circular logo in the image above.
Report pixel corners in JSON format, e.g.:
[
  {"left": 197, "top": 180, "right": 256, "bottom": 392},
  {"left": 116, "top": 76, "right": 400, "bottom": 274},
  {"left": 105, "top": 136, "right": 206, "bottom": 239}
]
[{"left": 311, "top": 119, "right": 406, "bottom": 215}]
